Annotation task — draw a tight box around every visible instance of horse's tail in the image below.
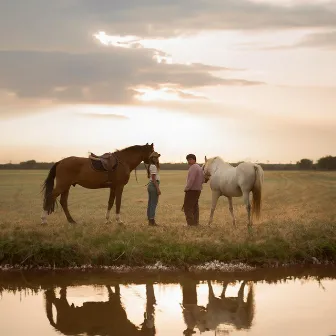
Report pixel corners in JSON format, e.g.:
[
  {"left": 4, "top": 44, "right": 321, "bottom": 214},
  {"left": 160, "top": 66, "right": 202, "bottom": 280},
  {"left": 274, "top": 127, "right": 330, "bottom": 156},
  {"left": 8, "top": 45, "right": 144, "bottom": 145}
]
[
  {"left": 252, "top": 164, "right": 264, "bottom": 220},
  {"left": 42, "top": 162, "right": 59, "bottom": 215}
]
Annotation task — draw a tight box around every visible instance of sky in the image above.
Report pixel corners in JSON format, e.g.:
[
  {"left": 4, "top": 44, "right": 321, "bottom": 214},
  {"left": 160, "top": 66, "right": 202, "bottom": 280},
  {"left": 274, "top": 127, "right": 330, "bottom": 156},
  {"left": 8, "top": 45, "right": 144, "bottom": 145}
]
[{"left": 0, "top": 0, "right": 336, "bottom": 164}]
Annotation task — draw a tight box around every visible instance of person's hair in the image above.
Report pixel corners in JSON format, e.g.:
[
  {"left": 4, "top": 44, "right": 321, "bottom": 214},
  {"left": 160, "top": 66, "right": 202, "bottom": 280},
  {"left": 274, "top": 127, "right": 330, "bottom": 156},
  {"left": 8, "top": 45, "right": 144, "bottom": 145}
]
[
  {"left": 186, "top": 154, "right": 196, "bottom": 161},
  {"left": 147, "top": 156, "right": 160, "bottom": 178}
]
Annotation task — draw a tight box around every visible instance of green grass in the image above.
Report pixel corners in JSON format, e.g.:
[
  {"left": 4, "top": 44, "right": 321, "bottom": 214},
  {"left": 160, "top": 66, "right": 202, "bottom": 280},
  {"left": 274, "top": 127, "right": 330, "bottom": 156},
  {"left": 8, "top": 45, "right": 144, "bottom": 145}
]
[{"left": 0, "top": 170, "right": 335, "bottom": 268}]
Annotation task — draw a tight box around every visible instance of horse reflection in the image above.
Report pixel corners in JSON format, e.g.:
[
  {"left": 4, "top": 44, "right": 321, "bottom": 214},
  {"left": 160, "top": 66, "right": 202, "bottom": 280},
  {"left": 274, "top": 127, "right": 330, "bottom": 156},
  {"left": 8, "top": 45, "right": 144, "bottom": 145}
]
[
  {"left": 45, "top": 284, "right": 156, "bottom": 335},
  {"left": 205, "top": 280, "right": 255, "bottom": 332},
  {"left": 181, "top": 280, "right": 255, "bottom": 335}
]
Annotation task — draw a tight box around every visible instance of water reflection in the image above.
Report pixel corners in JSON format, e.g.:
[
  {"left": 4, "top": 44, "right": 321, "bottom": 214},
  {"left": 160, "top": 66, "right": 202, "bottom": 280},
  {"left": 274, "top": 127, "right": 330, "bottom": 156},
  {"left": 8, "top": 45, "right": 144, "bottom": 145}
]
[
  {"left": 206, "top": 281, "right": 254, "bottom": 332},
  {"left": 1, "top": 269, "right": 336, "bottom": 336},
  {"left": 181, "top": 279, "right": 208, "bottom": 335},
  {"left": 44, "top": 280, "right": 256, "bottom": 335},
  {"left": 181, "top": 280, "right": 254, "bottom": 335},
  {"left": 45, "top": 284, "right": 157, "bottom": 335}
]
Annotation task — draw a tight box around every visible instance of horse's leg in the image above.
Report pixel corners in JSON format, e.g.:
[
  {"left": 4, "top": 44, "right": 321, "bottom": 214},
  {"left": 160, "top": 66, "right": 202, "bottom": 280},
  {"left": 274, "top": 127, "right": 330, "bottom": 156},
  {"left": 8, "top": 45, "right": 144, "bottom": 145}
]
[
  {"left": 220, "top": 281, "right": 229, "bottom": 298},
  {"left": 105, "top": 188, "right": 116, "bottom": 224},
  {"left": 60, "top": 188, "right": 76, "bottom": 224},
  {"left": 243, "top": 191, "right": 252, "bottom": 227},
  {"left": 238, "top": 281, "right": 246, "bottom": 303},
  {"left": 208, "top": 190, "right": 221, "bottom": 225},
  {"left": 114, "top": 284, "right": 121, "bottom": 301},
  {"left": 41, "top": 210, "right": 48, "bottom": 225},
  {"left": 115, "top": 185, "right": 125, "bottom": 225},
  {"left": 207, "top": 280, "right": 215, "bottom": 301},
  {"left": 106, "top": 285, "right": 114, "bottom": 300},
  {"left": 228, "top": 197, "right": 236, "bottom": 227}
]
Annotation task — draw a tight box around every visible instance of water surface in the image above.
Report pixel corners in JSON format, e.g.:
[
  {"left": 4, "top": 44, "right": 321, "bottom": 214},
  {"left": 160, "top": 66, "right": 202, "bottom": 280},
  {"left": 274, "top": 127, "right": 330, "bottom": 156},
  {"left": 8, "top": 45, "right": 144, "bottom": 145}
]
[{"left": 1, "top": 267, "right": 336, "bottom": 336}]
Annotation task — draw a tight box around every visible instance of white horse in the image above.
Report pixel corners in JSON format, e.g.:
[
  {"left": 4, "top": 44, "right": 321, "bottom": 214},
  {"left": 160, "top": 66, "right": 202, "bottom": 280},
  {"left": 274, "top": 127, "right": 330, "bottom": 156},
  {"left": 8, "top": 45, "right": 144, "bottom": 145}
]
[{"left": 202, "top": 156, "right": 264, "bottom": 227}]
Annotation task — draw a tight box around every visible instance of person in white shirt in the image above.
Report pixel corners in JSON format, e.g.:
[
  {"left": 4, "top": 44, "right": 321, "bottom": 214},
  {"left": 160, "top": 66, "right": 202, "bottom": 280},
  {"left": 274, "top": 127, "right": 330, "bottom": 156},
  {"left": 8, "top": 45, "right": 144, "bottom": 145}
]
[{"left": 146, "top": 151, "right": 161, "bottom": 226}]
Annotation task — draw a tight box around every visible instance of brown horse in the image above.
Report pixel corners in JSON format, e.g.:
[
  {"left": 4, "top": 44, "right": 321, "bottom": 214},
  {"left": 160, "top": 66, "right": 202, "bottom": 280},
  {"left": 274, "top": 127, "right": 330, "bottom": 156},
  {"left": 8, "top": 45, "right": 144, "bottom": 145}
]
[{"left": 41, "top": 143, "right": 154, "bottom": 225}]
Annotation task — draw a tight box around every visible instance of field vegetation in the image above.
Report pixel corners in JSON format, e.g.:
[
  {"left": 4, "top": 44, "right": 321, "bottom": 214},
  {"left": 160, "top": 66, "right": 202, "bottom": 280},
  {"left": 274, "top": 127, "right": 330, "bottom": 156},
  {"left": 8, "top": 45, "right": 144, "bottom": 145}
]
[{"left": 0, "top": 170, "right": 335, "bottom": 268}]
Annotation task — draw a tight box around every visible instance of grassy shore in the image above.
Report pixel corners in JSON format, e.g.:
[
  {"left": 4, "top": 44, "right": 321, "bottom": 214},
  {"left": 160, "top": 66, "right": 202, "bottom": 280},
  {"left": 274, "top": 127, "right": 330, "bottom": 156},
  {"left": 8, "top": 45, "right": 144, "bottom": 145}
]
[{"left": 0, "top": 170, "right": 335, "bottom": 268}]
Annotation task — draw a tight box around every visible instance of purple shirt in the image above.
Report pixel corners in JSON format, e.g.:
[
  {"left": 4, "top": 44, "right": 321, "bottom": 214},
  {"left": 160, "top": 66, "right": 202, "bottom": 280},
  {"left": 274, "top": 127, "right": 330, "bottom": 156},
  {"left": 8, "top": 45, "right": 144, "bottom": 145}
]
[{"left": 185, "top": 164, "right": 204, "bottom": 191}]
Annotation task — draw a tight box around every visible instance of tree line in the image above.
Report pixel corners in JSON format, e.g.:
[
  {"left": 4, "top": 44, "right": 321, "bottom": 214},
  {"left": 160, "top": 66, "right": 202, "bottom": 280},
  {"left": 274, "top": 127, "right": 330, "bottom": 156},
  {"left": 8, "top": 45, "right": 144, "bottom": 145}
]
[{"left": 0, "top": 156, "right": 335, "bottom": 170}]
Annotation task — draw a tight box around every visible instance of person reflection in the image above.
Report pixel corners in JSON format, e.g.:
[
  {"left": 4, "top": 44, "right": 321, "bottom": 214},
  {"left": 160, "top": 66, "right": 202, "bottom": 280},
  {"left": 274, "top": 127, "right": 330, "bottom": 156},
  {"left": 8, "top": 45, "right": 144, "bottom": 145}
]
[
  {"left": 181, "top": 279, "right": 208, "bottom": 335},
  {"left": 44, "top": 285, "right": 141, "bottom": 335},
  {"left": 140, "top": 282, "right": 157, "bottom": 335}
]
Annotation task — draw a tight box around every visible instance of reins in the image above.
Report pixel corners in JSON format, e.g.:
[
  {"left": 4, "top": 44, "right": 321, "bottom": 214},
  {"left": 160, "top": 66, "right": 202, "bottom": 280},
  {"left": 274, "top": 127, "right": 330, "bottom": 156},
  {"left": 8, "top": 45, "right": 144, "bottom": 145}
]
[{"left": 134, "top": 166, "right": 138, "bottom": 183}]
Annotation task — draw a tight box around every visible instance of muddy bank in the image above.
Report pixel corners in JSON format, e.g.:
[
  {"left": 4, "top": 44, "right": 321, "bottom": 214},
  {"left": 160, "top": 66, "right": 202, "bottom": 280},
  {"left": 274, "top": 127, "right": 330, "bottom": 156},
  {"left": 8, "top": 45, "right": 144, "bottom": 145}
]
[{"left": 1, "top": 262, "right": 336, "bottom": 291}]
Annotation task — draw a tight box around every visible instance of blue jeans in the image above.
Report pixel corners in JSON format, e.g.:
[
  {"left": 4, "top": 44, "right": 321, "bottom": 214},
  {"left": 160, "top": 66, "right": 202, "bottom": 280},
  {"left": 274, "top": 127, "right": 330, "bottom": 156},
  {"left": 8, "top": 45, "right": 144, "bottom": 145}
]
[{"left": 147, "top": 181, "right": 160, "bottom": 219}]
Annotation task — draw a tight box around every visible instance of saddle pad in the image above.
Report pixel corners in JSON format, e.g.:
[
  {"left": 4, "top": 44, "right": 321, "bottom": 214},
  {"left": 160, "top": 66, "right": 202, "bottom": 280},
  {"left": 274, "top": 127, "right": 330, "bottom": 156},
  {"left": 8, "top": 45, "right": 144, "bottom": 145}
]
[{"left": 90, "top": 158, "right": 107, "bottom": 172}]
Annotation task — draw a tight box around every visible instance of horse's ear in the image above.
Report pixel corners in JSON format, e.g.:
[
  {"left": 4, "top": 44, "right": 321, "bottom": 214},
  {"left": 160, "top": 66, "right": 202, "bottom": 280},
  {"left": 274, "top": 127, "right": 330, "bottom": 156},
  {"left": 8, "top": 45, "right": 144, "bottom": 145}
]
[
  {"left": 150, "top": 143, "right": 154, "bottom": 148},
  {"left": 204, "top": 156, "right": 207, "bottom": 162},
  {"left": 146, "top": 142, "right": 148, "bottom": 145}
]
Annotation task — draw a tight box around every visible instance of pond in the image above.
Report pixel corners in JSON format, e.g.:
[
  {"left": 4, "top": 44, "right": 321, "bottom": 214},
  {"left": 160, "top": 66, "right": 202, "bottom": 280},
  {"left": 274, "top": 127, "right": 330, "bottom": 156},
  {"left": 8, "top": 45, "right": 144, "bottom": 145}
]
[{"left": 1, "top": 267, "right": 336, "bottom": 336}]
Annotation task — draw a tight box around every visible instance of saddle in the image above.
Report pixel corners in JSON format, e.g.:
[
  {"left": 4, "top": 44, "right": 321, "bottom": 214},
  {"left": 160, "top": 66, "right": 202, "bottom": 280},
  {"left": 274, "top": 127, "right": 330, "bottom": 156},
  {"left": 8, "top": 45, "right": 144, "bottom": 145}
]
[{"left": 89, "top": 152, "right": 118, "bottom": 184}]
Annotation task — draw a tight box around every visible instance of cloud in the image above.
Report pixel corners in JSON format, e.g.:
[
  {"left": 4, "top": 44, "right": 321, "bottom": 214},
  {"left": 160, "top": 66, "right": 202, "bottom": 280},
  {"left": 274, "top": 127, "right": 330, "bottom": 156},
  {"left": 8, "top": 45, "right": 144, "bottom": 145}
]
[
  {"left": 1, "top": 1, "right": 336, "bottom": 52},
  {"left": 240, "top": 30, "right": 336, "bottom": 50},
  {"left": 77, "top": 112, "right": 129, "bottom": 119},
  {"left": 0, "top": 48, "right": 262, "bottom": 108},
  {"left": 294, "top": 30, "right": 336, "bottom": 49}
]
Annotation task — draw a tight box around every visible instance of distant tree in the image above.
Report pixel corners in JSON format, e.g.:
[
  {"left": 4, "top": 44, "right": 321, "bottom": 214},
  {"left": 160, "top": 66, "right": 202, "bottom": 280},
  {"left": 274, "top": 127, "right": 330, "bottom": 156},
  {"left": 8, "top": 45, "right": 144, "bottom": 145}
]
[
  {"left": 296, "top": 158, "right": 313, "bottom": 170},
  {"left": 19, "top": 160, "right": 37, "bottom": 169},
  {"left": 317, "top": 156, "right": 336, "bottom": 170}
]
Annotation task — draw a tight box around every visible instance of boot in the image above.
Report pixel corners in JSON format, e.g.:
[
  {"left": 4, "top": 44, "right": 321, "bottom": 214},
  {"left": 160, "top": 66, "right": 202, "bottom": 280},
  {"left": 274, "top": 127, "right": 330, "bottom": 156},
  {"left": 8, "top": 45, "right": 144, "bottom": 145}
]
[{"left": 148, "top": 219, "right": 158, "bottom": 226}]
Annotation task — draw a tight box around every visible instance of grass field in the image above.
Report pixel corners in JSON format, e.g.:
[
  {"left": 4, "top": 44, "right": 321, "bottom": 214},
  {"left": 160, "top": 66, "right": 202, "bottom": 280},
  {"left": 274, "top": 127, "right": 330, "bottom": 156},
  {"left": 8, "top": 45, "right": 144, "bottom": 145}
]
[{"left": 0, "top": 169, "right": 335, "bottom": 268}]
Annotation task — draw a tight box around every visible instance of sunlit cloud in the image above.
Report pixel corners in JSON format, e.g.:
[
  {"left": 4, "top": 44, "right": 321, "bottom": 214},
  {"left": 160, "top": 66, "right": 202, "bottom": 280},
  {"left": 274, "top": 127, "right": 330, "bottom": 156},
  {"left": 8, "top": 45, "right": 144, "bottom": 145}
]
[
  {"left": 135, "top": 86, "right": 208, "bottom": 102},
  {"left": 94, "top": 31, "right": 179, "bottom": 65},
  {"left": 93, "top": 31, "right": 144, "bottom": 48},
  {"left": 152, "top": 50, "right": 173, "bottom": 64},
  {"left": 135, "top": 87, "right": 180, "bottom": 101},
  {"left": 77, "top": 112, "right": 129, "bottom": 119}
]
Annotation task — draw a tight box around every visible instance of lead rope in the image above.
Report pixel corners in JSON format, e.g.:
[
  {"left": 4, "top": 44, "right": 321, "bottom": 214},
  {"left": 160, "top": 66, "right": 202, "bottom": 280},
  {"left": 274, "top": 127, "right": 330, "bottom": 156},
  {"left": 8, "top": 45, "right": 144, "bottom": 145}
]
[{"left": 144, "top": 163, "right": 150, "bottom": 186}]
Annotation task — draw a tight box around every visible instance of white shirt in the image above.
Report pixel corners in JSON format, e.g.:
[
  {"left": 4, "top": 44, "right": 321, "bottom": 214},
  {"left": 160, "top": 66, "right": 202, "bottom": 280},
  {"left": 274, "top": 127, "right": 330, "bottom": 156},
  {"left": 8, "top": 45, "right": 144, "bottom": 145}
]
[{"left": 149, "top": 164, "right": 160, "bottom": 181}]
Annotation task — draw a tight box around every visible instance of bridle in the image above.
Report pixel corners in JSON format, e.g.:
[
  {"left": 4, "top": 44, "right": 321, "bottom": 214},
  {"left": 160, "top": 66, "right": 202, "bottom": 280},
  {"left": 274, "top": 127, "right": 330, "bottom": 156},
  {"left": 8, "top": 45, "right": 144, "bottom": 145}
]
[
  {"left": 134, "top": 150, "right": 154, "bottom": 184},
  {"left": 202, "top": 162, "right": 211, "bottom": 181}
]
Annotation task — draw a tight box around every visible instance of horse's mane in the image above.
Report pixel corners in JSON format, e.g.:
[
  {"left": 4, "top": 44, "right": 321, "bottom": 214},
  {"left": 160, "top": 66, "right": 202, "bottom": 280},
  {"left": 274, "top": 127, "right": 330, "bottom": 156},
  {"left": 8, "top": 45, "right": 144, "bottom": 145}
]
[
  {"left": 115, "top": 145, "right": 144, "bottom": 153},
  {"left": 207, "top": 156, "right": 224, "bottom": 164},
  {"left": 206, "top": 156, "right": 233, "bottom": 169}
]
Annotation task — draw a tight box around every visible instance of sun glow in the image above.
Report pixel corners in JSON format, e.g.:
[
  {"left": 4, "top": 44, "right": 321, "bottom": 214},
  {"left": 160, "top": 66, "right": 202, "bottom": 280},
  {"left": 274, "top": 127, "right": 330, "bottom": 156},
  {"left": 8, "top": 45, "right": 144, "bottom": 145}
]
[
  {"left": 135, "top": 87, "right": 182, "bottom": 101},
  {"left": 93, "top": 31, "right": 143, "bottom": 48}
]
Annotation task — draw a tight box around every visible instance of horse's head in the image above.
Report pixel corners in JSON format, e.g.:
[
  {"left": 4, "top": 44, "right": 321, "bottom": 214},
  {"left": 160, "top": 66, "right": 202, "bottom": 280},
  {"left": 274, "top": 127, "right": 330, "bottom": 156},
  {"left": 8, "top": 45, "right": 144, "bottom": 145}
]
[
  {"left": 142, "top": 143, "right": 155, "bottom": 164},
  {"left": 202, "top": 156, "right": 219, "bottom": 183},
  {"left": 202, "top": 156, "right": 212, "bottom": 183}
]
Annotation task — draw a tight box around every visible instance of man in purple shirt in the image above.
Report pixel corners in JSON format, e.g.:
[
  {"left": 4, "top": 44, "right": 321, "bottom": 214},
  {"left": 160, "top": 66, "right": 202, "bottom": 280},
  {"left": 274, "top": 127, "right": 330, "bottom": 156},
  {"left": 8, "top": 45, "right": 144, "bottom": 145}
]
[{"left": 183, "top": 154, "right": 204, "bottom": 226}]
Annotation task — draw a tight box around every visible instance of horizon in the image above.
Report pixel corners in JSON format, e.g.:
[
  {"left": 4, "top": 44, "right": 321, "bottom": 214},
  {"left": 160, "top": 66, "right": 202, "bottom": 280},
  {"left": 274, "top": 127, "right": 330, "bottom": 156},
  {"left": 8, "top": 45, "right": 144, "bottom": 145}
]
[
  {"left": 1, "top": 155, "right": 332, "bottom": 166},
  {"left": 1, "top": 1, "right": 336, "bottom": 163}
]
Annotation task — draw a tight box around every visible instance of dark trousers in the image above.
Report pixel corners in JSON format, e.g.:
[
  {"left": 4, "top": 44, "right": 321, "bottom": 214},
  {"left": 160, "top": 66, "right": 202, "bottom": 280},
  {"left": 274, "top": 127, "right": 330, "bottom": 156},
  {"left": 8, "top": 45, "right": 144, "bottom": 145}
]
[{"left": 183, "top": 190, "right": 201, "bottom": 226}]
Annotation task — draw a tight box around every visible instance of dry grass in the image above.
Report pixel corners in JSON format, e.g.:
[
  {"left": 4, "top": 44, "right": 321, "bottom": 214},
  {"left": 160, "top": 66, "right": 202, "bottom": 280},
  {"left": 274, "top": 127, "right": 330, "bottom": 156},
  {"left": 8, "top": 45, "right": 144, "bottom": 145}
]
[{"left": 0, "top": 170, "right": 335, "bottom": 267}]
